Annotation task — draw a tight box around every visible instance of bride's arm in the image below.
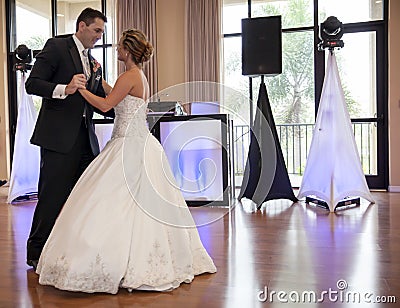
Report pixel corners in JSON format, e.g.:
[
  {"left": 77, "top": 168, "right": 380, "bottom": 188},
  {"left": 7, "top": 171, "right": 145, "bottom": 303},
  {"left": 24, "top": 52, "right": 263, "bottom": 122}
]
[
  {"left": 79, "top": 72, "right": 132, "bottom": 112},
  {"left": 102, "top": 79, "right": 113, "bottom": 95}
]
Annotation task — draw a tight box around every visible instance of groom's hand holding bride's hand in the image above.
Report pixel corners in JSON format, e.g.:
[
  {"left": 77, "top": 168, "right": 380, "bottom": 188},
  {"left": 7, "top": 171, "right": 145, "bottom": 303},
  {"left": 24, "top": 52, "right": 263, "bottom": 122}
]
[{"left": 66, "top": 73, "right": 87, "bottom": 95}]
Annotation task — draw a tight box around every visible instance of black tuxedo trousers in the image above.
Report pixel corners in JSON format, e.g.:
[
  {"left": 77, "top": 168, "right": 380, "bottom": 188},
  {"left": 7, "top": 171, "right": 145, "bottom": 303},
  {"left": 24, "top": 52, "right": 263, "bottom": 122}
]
[{"left": 27, "top": 119, "right": 95, "bottom": 261}]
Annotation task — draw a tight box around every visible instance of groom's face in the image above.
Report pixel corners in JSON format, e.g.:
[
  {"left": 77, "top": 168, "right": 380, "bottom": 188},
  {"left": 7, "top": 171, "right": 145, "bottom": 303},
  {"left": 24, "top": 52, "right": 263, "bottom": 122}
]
[{"left": 79, "top": 18, "right": 105, "bottom": 49}]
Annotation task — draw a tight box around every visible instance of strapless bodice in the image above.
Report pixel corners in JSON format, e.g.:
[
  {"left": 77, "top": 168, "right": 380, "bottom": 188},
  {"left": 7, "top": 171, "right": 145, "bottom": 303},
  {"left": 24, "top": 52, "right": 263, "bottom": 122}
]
[{"left": 111, "top": 95, "right": 148, "bottom": 139}]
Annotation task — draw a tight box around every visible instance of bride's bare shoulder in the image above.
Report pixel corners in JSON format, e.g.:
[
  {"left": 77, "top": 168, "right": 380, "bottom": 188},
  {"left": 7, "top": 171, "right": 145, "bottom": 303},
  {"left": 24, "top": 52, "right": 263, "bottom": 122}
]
[
  {"left": 114, "top": 69, "right": 140, "bottom": 87},
  {"left": 118, "top": 69, "right": 148, "bottom": 99}
]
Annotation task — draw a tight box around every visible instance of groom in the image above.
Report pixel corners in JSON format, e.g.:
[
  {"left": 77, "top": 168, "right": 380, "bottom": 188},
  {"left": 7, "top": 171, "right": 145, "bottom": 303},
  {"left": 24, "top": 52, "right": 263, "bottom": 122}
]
[{"left": 25, "top": 8, "right": 113, "bottom": 270}]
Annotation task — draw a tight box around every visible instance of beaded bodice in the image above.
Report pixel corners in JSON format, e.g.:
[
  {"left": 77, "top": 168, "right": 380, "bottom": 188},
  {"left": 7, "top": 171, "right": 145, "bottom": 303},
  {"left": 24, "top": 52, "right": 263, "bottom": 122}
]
[{"left": 111, "top": 95, "right": 148, "bottom": 139}]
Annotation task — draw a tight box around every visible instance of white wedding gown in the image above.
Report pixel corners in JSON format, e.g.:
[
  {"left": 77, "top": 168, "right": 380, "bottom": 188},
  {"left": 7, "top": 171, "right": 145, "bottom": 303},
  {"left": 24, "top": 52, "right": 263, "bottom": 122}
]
[{"left": 36, "top": 95, "right": 217, "bottom": 294}]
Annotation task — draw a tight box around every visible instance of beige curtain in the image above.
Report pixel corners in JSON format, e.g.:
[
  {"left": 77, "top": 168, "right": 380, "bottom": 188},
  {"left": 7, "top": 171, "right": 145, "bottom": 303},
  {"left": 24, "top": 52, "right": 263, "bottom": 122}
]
[
  {"left": 185, "top": 0, "right": 222, "bottom": 110},
  {"left": 116, "top": 0, "right": 158, "bottom": 96}
]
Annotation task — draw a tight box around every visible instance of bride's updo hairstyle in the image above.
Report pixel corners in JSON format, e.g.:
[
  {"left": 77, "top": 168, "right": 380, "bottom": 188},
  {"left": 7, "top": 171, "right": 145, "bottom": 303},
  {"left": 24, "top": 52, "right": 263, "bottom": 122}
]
[{"left": 121, "top": 28, "right": 153, "bottom": 65}]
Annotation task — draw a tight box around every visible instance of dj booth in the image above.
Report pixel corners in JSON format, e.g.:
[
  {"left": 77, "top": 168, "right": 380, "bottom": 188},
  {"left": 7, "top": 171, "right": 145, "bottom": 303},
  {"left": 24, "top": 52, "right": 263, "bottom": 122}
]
[{"left": 94, "top": 102, "right": 234, "bottom": 206}]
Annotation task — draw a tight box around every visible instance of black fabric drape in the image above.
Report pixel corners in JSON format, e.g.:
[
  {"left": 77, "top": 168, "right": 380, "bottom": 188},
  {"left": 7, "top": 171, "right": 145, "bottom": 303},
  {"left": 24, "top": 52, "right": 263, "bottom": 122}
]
[{"left": 238, "top": 80, "right": 297, "bottom": 208}]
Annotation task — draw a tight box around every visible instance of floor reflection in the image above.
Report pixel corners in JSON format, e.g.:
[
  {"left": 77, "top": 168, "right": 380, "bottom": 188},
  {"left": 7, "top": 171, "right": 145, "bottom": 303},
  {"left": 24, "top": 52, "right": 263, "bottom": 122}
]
[{"left": 1, "top": 187, "right": 399, "bottom": 307}]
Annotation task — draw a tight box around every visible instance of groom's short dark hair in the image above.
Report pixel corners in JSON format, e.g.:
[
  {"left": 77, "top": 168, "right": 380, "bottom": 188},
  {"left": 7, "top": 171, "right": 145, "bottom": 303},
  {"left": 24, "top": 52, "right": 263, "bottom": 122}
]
[{"left": 76, "top": 8, "right": 107, "bottom": 32}]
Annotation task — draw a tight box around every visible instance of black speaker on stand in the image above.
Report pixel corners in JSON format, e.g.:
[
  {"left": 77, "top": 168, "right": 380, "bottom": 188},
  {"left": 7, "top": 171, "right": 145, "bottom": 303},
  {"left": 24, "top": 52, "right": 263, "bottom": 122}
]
[
  {"left": 241, "top": 16, "right": 282, "bottom": 77},
  {"left": 238, "top": 16, "right": 297, "bottom": 209}
]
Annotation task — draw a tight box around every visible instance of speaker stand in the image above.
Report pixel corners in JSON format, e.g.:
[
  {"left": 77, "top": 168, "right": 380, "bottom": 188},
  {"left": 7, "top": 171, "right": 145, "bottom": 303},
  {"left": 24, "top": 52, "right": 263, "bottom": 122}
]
[{"left": 239, "top": 76, "right": 297, "bottom": 210}]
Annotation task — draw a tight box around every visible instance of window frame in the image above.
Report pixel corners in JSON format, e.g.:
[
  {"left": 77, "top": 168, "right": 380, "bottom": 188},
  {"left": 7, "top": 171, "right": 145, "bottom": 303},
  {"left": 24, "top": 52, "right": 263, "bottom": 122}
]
[{"left": 222, "top": 0, "right": 389, "bottom": 188}]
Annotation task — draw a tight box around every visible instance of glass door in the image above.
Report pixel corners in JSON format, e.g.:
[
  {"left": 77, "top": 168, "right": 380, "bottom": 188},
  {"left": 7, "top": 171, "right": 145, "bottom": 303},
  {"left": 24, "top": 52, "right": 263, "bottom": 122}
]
[{"left": 334, "top": 26, "right": 387, "bottom": 188}]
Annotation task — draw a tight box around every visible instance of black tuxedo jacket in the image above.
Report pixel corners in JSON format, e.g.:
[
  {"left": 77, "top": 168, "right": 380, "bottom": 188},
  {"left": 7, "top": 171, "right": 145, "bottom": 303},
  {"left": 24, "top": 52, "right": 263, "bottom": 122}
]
[{"left": 26, "top": 35, "right": 114, "bottom": 155}]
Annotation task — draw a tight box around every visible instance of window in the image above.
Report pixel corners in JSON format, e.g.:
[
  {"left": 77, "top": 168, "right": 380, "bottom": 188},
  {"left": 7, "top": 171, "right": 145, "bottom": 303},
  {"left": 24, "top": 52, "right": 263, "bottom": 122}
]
[
  {"left": 12, "top": 0, "right": 117, "bottom": 116},
  {"left": 252, "top": 0, "right": 314, "bottom": 28},
  {"left": 7, "top": 0, "right": 118, "bottom": 161},
  {"left": 222, "top": 0, "right": 387, "bottom": 187},
  {"left": 318, "top": 0, "right": 384, "bottom": 24},
  {"left": 16, "top": 3, "right": 51, "bottom": 50},
  {"left": 14, "top": 1, "right": 52, "bottom": 111}
]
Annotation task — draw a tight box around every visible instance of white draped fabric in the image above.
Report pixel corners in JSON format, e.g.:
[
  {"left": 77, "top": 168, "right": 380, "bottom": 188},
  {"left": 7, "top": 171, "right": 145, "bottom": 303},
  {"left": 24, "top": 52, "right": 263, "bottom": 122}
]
[
  {"left": 95, "top": 123, "right": 114, "bottom": 151},
  {"left": 298, "top": 52, "right": 374, "bottom": 211},
  {"left": 8, "top": 74, "right": 40, "bottom": 203}
]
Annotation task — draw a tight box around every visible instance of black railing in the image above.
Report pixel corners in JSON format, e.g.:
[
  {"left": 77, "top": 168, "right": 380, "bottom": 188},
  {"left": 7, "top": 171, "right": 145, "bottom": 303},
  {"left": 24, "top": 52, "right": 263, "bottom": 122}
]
[{"left": 233, "top": 122, "right": 377, "bottom": 176}]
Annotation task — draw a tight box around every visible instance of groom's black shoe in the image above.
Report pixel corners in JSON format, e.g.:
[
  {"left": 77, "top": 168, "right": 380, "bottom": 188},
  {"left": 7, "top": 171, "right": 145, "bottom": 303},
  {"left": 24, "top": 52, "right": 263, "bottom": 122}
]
[{"left": 27, "top": 260, "right": 39, "bottom": 271}]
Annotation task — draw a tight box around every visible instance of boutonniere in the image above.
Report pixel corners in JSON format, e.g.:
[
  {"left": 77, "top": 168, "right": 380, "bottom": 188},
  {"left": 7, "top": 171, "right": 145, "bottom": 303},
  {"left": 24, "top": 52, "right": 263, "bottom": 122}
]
[{"left": 91, "top": 58, "right": 101, "bottom": 73}]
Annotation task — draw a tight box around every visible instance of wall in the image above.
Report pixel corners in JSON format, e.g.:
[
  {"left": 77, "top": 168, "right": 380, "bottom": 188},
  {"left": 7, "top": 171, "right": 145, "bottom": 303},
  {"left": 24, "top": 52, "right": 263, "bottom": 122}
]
[
  {"left": 388, "top": 0, "right": 400, "bottom": 190},
  {"left": 156, "top": 0, "right": 185, "bottom": 92},
  {"left": 0, "top": 0, "right": 10, "bottom": 179}
]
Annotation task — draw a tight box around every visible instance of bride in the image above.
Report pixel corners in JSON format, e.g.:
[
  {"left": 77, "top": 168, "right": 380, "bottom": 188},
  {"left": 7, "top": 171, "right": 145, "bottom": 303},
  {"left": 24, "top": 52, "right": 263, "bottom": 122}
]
[{"left": 35, "top": 28, "right": 216, "bottom": 294}]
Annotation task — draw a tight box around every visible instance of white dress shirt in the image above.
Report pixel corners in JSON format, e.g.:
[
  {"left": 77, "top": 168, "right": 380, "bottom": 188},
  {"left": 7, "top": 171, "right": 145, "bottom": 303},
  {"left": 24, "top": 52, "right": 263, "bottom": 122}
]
[{"left": 52, "top": 34, "right": 88, "bottom": 99}]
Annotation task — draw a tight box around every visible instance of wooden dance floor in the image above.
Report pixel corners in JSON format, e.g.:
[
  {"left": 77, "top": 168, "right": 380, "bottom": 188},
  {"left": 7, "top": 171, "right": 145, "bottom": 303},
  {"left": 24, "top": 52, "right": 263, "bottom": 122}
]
[{"left": 1, "top": 186, "right": 399, "bottom": 307}]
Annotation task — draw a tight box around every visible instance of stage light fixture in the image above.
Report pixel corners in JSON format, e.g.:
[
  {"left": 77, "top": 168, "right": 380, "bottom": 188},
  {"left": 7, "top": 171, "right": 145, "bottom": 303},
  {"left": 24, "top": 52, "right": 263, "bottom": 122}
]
[
  {"left": 318, "top": 16, "right": 344, "bottom": 51},
  {"left": 14, "top": 44, "right": 33, "bottom": 72}
]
